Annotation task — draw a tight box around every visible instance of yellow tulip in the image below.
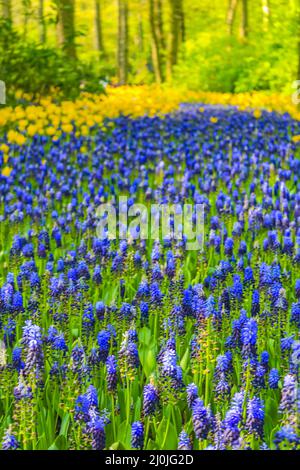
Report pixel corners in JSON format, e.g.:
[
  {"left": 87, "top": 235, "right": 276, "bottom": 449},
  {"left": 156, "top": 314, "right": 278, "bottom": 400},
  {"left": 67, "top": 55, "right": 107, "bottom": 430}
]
[
  {"left": 2, "top": 166, "right": 12, "bottom": 177},
  {"left": 0, "top": 144, "right": 9, "bottom": 154},
  {"left": 2, "top": 86, "right": 300, "bottom": 141},
  {"left": 81, "top": 126, "right": 89, "bottom": 136},
  {"left": 16, "top": 133, "right": 26, "bottom": 146},
  {"left": 253, "top": 109, "right": 262, "bottom": 119},
  {"left": 61, "top": 124, "right": 73, "bottom": 134},
  {"left": 27, "top": 125, "right": 37, "bottom": 137},
  {"left": 46, "top": 127, "right": 56, "bottom": 136}
]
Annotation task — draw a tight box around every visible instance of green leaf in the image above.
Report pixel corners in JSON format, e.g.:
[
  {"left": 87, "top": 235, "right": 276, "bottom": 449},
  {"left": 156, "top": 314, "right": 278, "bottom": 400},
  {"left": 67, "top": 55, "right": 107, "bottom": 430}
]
[
  {"left": 48, "top": 435, "right": 67, "bottom": 451},
  {"left": 140, "top": 347, "right": 156, "bottom": 377},
  {"left": 138, "top": 326, "right": 152, "bottom": 345},
  {"left": 180, "top": 348, "right": 190, "bottom": 371},
  {"left": 163, "top": 423, "right": 177, "bottom": 450},
  {"left": 265, "top": 396, "right": 278, "bottom": 423},
  {"left": 134, "top": 397, "right": 141, "bottom": 421},
  {"left": 117, "top": 421, "right": 131, "bottom": 448},
  {"left": 109, "top": 441, "right": 126, "bottom": 450},
  {"left": 146, "top": 439, "right": 158, "bottom": 450},
  {"left": 156, "top": 418, "right": 177, "bottom": 450},
  {"left": 59, "top": 413, "right": 70, "bottom": 437}
]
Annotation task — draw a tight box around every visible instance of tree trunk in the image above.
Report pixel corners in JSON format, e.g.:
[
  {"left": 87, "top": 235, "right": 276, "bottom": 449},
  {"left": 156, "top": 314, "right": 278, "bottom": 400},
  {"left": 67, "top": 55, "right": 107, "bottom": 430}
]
[
  {"left": 38, "top": 0, "right": 47, "bottom": 43},
  {"left": 156, "top": 0, "right": 165, "bottom": 50},
  {"left": 56, "top": 0, "right": 77, "bottom": 60},
  {"left": 240, "top": 0, "right": 248, "bottom": 39},
  {"left": 95, "top": 0, "right": 104, "bottom": 55},
  {"left": 167, "top": 0, "right": 182, "bottom": 79},
  {"left": 149, "top": 0, "right": 164, "bottom": 83},
  {"left": 137, "top": 8, "right": 144, "bottom": 53},
  {"left": 179, "top": 0, "right": 185, "bottom": 43},
  {"left": 298, "top": 41, "right": 300, "bottom": 98},
  {"left": 261, "top": 0, "right": 270, "bottom": 31},
  {"left": 2, "top": 0, "right": 12, "bottom": 21},
  {"left": 117, "top": 0, "right": 129, "bottom": 85},
  {"left": 226, "top": 0, "right": 238, "bottom": 35},
  {"left": 23, "top": 0, "right": 31, "bottom": 39},
  {"left": 297, "top": 0, "right": 300, "bottom": 109}
]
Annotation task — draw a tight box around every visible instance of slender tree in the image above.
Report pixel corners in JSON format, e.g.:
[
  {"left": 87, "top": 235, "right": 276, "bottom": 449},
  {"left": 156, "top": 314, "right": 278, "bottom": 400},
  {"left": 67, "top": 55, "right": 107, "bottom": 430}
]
[
  {"left": 167, "top": 0, "right": 183, "bottom": 79},
  {"left": 56, "top": 0, "right": 77, "bottom": 60},
  {"left": 117, "top": 0, "right": 129, "bottom": 85},
  {"left": 297, "top": 0, "right": 300, "bottom": 109},
  {"left": 261, "top": 0, "right": 270, "bottom": 31},
  {"left": 95, "top": 0, "right": 105, "bottom": 55},
  {"left": 298, "top": 61, "right": 300, "bottom": 106},
  {"left": 240, "top": 0, "right": 248, "bottom": 39},
  {"left": 179, "top": 0, "right": 185, "bottom": 43},
  {"left": 23, "top": 0, "right": 31, "bottom": 38},
  {"left": 156, "top": 0, "right": 165, "bottom": 50},
  {"left": 149, "top": 0, "right": 164, "bottom": 83},
  {"left": 1, "top": 0, "right": 12, "bottom": 21},
  {"left": 137, "top": 9, "right": 143, "bottom": 52},
  {"left": 226, "top": 0, "right": 238, "bottom": 35},
  {"left": 38, "top": 0, "right": 47, "bottom": 43}
]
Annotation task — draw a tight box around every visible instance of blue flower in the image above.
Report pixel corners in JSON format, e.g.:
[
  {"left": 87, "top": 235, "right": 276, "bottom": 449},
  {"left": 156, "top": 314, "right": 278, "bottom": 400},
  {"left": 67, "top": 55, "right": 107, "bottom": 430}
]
[
  {"left": 13, "top": 375, "right": 33, "bottom": 401},
  {"left": 97, "top": 330, "right": 111, "bottom": 362},
  {"left": 21, "top": 320, "right": 44, "bottom": 379},
  {"left": 82, "top": 305, "right": 95, "bottom": 336},
  {"left": 2, "top": 429, "right": 19, "bottom": 450},
  {"left": 269, "top": 369, "right": 280, "bottom": 389},
  {"left": 291, "top": 302, "right": 300, "bottom": 327},
  {"left": 295, "top": 279, "right": 300, "bottom": 299},
  {"left": 12, "top": 346, "right": 24, "bottom": 371},
  {"left": 274, "top": 425, "right": 299, "bottom": 449},
  {"left": 94, "top": 302, "right": 105, "bottom": 322},
  {"left": 86, "top": 385, "right": 98, "bottom": 409},
  {"left": 281, "top": 335, "right": 295, "bottom": 353},
  {"left": 251, "top": 290, "right": 260, "bottom": 316},
  {"left": 131, "top": 421, "right": 144, "bottom": 449},
  {"left": 137, "top": 279, "right": 150, "bottom": 298},
  {"left": 4, "top": 319, "right": 16, "bottom": 346},
  {"left": 221, "top": 392, "right": 244, "bottom": 448},
  {"left": 246, "top": 396, "right": 264, "bottom": 438},
  {"left": 279, "top": 374, "right": 297, "bottom": 414},
  {"left": 260, "top": 351, "right": 269, "bottom": 370},
  {"left": 88, "top": 414, "right": 106, "bottom": 450},
  {"left": 139, "top": 301, "right": 149, "bottom": 321},
  {"left": 93, "top": 265, "right": 102, "bottom": 285},
  {"left": 150, "top": 281, "right": 163, "bottom": 305},
  {"left": 191, "top": 398, "right": 210, "bottom": 440},
  {"left": 178, "top": 430, "right": 192, "bottom": 450},
  {"left": 106, "top": 355, "right": 118, "bottom": 392},
  {"left": 224, "top": 237, "right": 234, "bottom": 256},
  {"left": 241, "top": 317, "right": 257, "bottom": 359},
  {"left": 186, "top": 383, "right": 198, "bottom": 409},
  {"left": 143, "top": 382, "right": 159, "bottom": 416}
]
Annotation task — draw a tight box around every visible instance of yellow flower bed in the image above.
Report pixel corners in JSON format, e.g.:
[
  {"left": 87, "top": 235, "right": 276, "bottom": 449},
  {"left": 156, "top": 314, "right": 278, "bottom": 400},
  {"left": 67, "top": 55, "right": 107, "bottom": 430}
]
[{"left": 0, "top": 86, "right": 300, "bottom": 147}]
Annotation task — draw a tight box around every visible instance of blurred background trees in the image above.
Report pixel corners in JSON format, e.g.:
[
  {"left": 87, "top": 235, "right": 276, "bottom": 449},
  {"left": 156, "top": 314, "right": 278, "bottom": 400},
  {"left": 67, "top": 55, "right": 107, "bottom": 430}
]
[
  {"left": 1, "top": 0, "right": 12, "bottom": 20},
  {"left": 56, "top": 0, "right": 77, "bottom": 59},
  {"left": 0, "top": 0, "right": 299, "bottom": 98}
]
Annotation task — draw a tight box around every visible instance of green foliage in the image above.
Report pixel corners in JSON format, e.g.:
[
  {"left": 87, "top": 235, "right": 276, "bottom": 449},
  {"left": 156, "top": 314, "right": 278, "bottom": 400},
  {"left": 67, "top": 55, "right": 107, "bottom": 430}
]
[
  {"left": 0, "top": 20, "right": 105, "bottom": 101},
  {"left": 173, "top": 34, "right": 297, "bottom": 93},
  {"left": 0, "top": 0, "right": 299, "bottom": 96}
]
